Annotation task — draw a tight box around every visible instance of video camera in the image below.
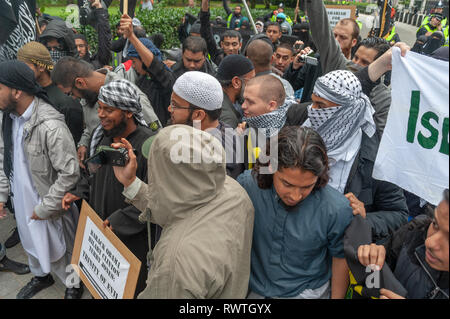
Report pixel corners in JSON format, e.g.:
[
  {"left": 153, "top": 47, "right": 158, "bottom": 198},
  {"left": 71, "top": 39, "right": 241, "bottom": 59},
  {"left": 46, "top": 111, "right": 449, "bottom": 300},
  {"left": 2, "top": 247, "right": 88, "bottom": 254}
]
[
  {"left": 85, "top": 145, "right": 130, "bottom": 167},
  {"left": 78, "top": 0, "right": 109, "bottom": 27},
  {"left": 297, "top": 50, "right": 319, "bottom": 66}
]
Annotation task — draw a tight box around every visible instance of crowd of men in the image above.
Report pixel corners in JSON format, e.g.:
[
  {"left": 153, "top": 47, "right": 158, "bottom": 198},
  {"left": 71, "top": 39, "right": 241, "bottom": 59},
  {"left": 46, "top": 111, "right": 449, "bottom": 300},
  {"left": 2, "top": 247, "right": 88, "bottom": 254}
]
[{"left": 0, "top": 0, "right": 448, "bottom": 300}]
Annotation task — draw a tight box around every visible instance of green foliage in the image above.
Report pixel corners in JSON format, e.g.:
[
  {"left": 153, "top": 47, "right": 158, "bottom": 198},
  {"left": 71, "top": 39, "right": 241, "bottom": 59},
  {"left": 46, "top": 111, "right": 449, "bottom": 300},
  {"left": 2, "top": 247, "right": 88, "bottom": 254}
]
[{"left": 75, "top": 1, "right": 297, "bottom": 51}]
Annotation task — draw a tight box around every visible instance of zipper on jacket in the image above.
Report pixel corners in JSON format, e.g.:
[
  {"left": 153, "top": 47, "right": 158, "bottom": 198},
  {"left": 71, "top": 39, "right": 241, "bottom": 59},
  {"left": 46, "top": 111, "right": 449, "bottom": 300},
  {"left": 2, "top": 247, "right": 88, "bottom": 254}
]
[{"left": 414, "top": 251, "right": 449, "bottom": 299}]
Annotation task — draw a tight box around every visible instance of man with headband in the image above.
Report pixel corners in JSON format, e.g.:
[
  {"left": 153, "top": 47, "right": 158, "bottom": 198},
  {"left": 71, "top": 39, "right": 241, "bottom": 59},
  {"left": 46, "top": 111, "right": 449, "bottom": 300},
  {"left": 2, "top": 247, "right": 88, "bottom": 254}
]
[
  {"left": 62, "top": 79, "right": 161, "bottom": 297},
  {"left": 303, "top": 69, "right": 408, "bottom": 244},
  {"left": 0, "top": 60, "right": 81, "bottom": 299}
]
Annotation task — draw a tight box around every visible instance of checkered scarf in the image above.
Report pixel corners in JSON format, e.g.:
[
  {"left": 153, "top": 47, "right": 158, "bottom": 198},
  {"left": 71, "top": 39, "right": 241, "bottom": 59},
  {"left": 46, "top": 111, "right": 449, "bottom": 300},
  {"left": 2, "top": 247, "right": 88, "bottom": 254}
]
[
  {"left": 89, "top": 79, "right": 148, "bottom": 157},
  {"left": 243, "top": 97, "right": 295, "bottom": 138},
  {"left": 98, "top": 79, "right": 147, "bottom": 127},
  {"left": 309, "top": 70, "right": 376, "bottom": 152}
]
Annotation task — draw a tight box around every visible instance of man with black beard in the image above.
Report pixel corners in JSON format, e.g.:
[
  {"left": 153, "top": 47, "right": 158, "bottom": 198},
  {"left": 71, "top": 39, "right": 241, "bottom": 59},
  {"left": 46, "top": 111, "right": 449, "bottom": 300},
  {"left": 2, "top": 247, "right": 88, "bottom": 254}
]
[
  {"left": 168, "top": 71, "right": 244, "bottom": 179},
  {"left": 217, "top": 55, "right": 255, "bottom": 129},
  {"left": 51, "top": 57, "right": 161, "bottom": 168},
  {"left": 62, "top": 79, "right": 161, "bottom": 298}
]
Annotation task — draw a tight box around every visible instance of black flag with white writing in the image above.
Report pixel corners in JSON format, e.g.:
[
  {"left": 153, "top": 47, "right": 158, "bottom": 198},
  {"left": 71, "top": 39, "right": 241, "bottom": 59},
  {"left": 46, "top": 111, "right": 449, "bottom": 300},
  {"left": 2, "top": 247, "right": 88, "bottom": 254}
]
[{"left": 0, "top": 0, "right": 37, "bottom": 62}]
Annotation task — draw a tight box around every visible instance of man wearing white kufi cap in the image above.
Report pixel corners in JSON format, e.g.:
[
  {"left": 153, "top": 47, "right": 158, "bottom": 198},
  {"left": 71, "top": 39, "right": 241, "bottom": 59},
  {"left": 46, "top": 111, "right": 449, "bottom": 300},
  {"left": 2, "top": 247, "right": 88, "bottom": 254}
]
[{"left": 169, "top": 71, "right": 244, "bottom": 178}]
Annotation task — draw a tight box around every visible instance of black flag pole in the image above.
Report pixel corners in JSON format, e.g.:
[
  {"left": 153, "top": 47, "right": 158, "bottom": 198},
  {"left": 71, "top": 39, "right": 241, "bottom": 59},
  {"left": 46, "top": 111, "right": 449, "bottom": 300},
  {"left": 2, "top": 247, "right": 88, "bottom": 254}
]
[{"left": 377, "top": 0, "right": 392, "bottom": 38}]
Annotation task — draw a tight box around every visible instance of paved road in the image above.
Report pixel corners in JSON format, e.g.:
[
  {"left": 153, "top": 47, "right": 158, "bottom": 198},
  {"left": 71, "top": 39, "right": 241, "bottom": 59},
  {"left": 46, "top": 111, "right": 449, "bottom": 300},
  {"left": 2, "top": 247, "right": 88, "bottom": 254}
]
[
  {"left": 0, "top": 213, "right": 91, "bottom": 299},
  {"left": 359, "top": 14, "right": 418, "bottom": 46}
]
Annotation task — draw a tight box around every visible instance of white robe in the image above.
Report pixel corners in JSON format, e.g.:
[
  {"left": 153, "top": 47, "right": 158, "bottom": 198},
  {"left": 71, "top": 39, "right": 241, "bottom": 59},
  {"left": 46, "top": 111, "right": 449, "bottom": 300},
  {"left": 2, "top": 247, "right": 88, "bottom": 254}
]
[{"left": 10, "top": 101, "right": 69, "bottom": 274}]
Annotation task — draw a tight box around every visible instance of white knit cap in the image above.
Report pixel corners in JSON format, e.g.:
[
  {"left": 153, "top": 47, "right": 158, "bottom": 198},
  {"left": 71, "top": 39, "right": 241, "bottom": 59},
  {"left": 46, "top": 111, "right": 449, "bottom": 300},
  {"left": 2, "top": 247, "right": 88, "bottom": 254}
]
[{"left": 173, "top": 71, "right": 224, "bottom": 111}]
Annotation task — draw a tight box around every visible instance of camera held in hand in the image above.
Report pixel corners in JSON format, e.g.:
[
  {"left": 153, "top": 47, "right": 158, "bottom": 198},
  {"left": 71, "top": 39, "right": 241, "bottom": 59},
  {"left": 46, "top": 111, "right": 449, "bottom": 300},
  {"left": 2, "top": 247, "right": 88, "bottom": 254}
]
[
  {"left": 297, "top": 50, "right": 319, "bottom": 66},
  {"left": 85, "top": 145, "right": 130, "bottom": 168}
]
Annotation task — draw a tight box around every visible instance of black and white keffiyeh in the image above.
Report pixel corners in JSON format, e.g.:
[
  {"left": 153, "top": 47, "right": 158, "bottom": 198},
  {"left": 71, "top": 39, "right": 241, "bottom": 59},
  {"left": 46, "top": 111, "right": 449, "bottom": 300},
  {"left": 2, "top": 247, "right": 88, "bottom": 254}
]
[
  {"left": 309, "top": 70, "right": 376, "bottom": 152},
  {"left": 98, "top": 79, "right": 147, "bottom": 127},
  {"left": 90, "top": 79, "right": 148, "bottom": 157}
]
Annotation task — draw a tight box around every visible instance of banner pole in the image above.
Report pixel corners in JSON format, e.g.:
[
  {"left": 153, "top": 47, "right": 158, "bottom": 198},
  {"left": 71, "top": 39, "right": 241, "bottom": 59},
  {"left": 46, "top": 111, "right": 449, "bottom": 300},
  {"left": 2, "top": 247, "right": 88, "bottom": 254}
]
[
  {"left": 123, "top": 0, "right": 128, "bottom": 15},
  {"left": 294, "top": 0, "right": 300, "bottom": 23},
  {"left": 379, "top": 0, "right": 389, "bottom": 37},
  {"left": 241, "top": 0, "right": 257, "bottom": 34}
]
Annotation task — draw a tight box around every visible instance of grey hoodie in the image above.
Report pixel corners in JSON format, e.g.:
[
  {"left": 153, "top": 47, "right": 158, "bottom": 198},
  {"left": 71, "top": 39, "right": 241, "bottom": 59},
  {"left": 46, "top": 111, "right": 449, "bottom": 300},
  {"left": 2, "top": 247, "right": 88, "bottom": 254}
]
[{"left": 124, "top": 125, "right": 255, "bottom": 298}]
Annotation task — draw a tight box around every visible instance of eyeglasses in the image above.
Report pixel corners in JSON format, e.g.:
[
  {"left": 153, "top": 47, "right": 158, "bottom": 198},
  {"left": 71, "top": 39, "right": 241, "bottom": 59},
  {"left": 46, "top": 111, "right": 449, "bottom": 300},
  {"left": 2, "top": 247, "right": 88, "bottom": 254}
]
[{"left": 169, "top": 103, "right": 192, "bottom": 111}]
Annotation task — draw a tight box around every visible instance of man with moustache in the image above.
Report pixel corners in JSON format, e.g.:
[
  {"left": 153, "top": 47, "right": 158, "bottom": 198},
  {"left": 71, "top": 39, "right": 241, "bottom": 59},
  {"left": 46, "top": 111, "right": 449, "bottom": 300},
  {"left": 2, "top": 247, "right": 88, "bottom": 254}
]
[
  {"left": 168, "top": 71, "right": 244, "bottom": 179},
  {"left": 51, "top": 57, "right": 161, "bottom": 168},
  {"left": 61, "top": 79, "right": 161, "bottom": 297}
]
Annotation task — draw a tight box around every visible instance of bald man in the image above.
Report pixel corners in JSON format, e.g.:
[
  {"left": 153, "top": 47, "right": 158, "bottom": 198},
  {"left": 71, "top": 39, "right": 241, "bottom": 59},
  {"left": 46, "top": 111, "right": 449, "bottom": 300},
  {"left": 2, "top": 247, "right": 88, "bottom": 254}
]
[
  {"left": 245, "top": 39, "right": 294, "bottom": 97},
  {"left": 239, "top": 74, "right": 295, "bottom": 171},
  {"left": 241, "top": 75, "right": 286, "bottom": 119}
]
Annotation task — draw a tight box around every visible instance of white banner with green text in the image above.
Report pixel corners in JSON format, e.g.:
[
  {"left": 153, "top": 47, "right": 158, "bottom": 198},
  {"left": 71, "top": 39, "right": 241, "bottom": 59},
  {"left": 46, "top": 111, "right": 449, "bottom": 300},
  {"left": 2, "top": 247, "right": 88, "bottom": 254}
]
[{"left": 373, "top": 48, "right": 449, "bottom": 206}]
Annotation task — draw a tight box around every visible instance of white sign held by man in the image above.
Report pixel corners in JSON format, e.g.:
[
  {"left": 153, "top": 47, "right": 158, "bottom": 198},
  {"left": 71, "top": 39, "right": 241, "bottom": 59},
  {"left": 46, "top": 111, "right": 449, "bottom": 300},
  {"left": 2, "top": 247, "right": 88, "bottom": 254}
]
[
  {"left": 373, "top": 48, "right": 449, "bottom": 206},
  {"left": 71, "top": 201, "right": 141, "bottom": 299}
]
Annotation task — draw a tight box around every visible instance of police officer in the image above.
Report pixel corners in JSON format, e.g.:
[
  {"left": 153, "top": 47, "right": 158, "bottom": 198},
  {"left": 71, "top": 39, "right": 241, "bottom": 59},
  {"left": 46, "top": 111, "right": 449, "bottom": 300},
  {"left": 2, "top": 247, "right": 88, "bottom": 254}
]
[
  {"left": 355, "top": 9, "right": 363, "bottom": 31},
  {"left": 417, "top": 13, "right": 444, "bottom": 38},
  {"left": 269, "top": 3, "right": 293, "bottom": 25},
  {"left": 421, "top": 1, "right": 447, "bottom": 28},
  {"left": 385, "top": 21, "right": 401, "bottom": 45}
]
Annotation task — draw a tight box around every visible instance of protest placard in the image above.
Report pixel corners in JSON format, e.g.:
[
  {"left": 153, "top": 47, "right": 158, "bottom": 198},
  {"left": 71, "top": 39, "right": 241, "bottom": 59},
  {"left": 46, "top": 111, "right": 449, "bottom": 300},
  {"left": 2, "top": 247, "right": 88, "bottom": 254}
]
[
  {"left": 373, "top": 48, "right": 449, "bottom": 206},
  {"left": 71, "top": 200, "right": 141, "bottom": 299},
  {"left": 325, "top": 5, "right": 357, "bottom": 28}
]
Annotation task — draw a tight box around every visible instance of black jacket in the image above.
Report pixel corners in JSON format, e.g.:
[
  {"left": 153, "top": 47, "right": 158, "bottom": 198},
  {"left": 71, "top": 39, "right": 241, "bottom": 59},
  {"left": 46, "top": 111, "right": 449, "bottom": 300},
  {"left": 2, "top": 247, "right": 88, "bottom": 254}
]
[
  {"left": 39, "top": 19, "right": 78, "bottom": 57},
  {"left": 383, "top": 215, "right": 449, "bottom": 299},
  {"left": 344, "top": 132, "right": 409, "bottom": 244},
  {"left": 283, "top": 53, "right": 322, "bottom": 103},
  {"left": 200, "top": 10, "right": 226, "bottom": 66},
  {"left": 43, "top": 83, "right": 83, "bottom": 145},
  {"left": 219, "top": 92, "right": 241, "bottom": 129},
  {"left": 86, "top": 8, "right": 112, "bottom": 69},
  {"left": 138, "top": 56, "right": 176, "bottom": 127}
]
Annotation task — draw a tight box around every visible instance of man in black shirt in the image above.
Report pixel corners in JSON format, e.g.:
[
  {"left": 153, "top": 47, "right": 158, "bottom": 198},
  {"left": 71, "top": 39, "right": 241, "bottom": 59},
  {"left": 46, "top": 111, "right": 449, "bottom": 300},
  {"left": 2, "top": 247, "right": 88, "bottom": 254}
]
[{"left": 62, "top": 79, "right": 160, "bottom": 297}]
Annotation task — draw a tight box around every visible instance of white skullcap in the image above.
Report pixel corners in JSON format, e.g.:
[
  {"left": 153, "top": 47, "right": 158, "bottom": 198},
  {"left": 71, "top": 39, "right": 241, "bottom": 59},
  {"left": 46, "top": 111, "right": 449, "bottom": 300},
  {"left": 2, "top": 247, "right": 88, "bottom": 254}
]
[{"left": 173, "top": 71, "right": 223, "bottom": 111}]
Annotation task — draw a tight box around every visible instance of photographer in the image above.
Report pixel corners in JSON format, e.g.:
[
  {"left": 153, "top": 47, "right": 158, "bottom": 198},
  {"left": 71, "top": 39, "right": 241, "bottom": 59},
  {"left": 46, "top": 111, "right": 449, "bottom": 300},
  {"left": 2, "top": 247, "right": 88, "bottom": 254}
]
[
  {"left": 62, "top": 79, "right": 160, "bottom": 298},
  {"left": 284, "top": 43, "right": 322, "bottom": 103}
]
